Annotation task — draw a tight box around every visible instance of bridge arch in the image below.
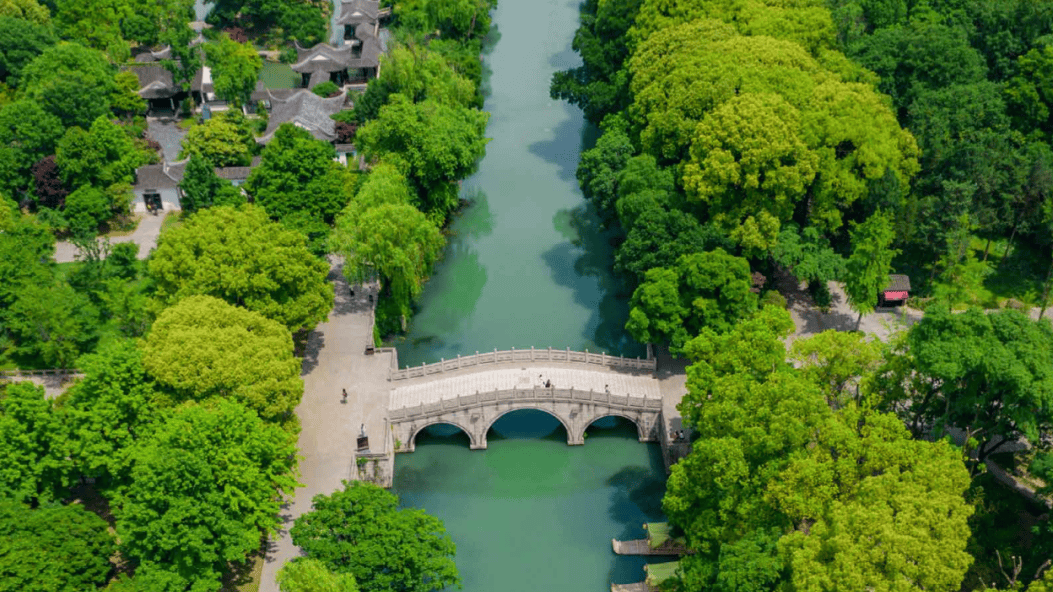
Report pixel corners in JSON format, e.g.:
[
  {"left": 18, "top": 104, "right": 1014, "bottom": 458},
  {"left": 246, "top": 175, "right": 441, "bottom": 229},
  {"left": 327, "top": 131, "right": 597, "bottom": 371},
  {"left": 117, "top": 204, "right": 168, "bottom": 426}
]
[
  {"left": 405, "top": 419, "right": 478, "bottom": 452},
  {"left": 581, "top": 413, "right": 649, "bottom": 443},
  {"left": 481, "top": 407, "right": 573, "bottom": 449}
]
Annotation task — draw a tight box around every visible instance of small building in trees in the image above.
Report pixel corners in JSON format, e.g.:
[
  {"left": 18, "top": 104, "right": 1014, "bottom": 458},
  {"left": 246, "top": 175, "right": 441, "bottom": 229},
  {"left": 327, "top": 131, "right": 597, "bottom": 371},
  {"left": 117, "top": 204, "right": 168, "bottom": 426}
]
[
  {"left": 125, "top": 64, "right": 184, "bottom": 114},
  {"left": 131, "top": 157, "right": 260, "bottom": 212},
  {"left": 880, "top": 274, "right": 911, "bottom": 305}
]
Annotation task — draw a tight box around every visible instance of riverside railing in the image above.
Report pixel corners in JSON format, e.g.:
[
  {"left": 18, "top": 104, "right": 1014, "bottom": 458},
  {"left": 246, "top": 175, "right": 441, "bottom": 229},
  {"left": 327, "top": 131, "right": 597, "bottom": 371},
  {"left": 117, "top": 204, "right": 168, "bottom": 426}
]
[
  {"left": 388, "top": 386, "right": 662, "bottom": 421},
  {"left": 388, "top": 347, "right": 655, "bottom": 380}
]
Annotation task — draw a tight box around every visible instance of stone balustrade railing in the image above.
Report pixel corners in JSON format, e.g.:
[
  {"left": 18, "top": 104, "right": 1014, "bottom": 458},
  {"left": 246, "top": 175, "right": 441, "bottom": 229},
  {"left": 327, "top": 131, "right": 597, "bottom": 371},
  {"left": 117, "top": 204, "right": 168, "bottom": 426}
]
[
  {"left": 389, "top": 347, "right": 655, "bottom": 380},
  {"left": 388, "top": 386, "right": 662, "bottom": 420}
]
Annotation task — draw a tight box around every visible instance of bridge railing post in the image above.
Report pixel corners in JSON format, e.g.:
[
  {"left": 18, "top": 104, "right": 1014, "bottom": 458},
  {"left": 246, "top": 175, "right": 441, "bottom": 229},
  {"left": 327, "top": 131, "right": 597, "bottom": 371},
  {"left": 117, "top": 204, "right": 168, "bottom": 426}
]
[{"left": 531, "top": 346, "right": 534, "bottom": 362}]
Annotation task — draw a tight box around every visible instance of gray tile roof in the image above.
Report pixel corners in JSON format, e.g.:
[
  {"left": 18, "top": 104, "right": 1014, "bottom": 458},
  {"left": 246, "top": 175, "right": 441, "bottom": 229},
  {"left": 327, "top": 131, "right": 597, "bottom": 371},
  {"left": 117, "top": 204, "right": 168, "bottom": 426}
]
[
  {"left": 291, "top": 42, "right": 356, "bottom": 74},
  {"left": 125, "top": 64, "right": 181, "bottom": 99},
  {"left": 134, "top": 161, "right": 185, "bottom": 190},
  {"left": 257, "top": 89, "right": 348, "bottom": 144},
  {"left": 336, "top": 0, "right": 380, "bottom": 25}
]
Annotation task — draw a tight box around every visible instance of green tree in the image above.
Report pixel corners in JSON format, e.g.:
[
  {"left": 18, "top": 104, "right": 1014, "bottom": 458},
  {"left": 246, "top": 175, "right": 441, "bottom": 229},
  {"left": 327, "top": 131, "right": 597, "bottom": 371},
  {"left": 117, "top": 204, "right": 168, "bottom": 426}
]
[
  {"left": 614, "top": 206, "right": 731, "bottom": 285},
  {"left": 881, "top": 307, "right": 1053, "bottom": 467},
  {"left": 575, "top": 114, "right": 634, "bottom": 225},
  {"left": 626, "top": 249, "right": 757, "bottom": 352},
  {"left": 115, "top": 398, "right": 298, "bottom": 591},
  {"left": 179, "top": 109, "right": 256, "bottom": 167},
  {"left": 207, "top": 0, "right": 328, "bottom": 45},
  {"left": 179, "top": 154, "right": 242, "bottom": 213},
  {"left": 291, "top": 481, "right": 460, "bottom": 592},
  {"left": 550, "top": 0, "right": 642, "bottom": 125},
  {"left": 20, "top": 42, "right": 115, "bottom": 128},
  {"left": 56, "top": 115, "right": 149, "bottom": 190},
  {"left": 683, "top": 93, "right": 818, "bottom": 254},
  {"left": 842, "top": 210, "right": 898, "bottom": 326},
  {"left": 354, "top": 43, "right": 478, "bottom": 122},
  {"left": 0, "top": 382, "right": 66, "bottom": 505},
  {"left": 788, "top": 329, "right": 882, "bottom": 404},
  {"left": 355, "top": 93, "right": 489, "bottom": 219},
  {"left": 61, "top": 339, "right": 157, "bottom": 492},
  {"left": 0, "top": 16, "right": 56, "bottom": 88},
  {"left": 245, "top": 124, "right": 350, "bottom": 223},
  {"left": 0, "top": 99, "right": 63, "bottom": 196},
  {"left": 149, "top": 205, "right": 334, "bottom": 332},
  {"left": 278, "top": 559, "right": 359, "bottom": 592},
  {"left": 141, "top": 295, "right": 304, "bottom": 427},
  {"left": 394, "top": 0, "right": 496, "bottom": 39},
  {"left": 63, "top": 185, "right": 111, "bottom": 231},
  {"left": 204, "top": 34, "right": 262, "bottom": 107},
  {"left": 770, "top": 224, "right": 845, "bottom": 289},
  {"left": 330, "top": 199, "right": 445, "bottom": 319},
  {"left": 0, "top": 500, "right": 115, "bottom": 592},
  {"left": 7, "top": 281, "right": 98, "bottom": 367},
  {"left": 0, "top": 0, "right": 49, "bottom": 24}
]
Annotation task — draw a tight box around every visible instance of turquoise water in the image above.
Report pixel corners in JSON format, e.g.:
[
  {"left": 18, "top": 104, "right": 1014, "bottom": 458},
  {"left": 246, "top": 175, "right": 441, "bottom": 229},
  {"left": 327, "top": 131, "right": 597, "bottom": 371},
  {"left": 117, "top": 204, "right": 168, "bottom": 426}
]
[
  {"left": 392, "top": 0, "right": 643, "bottom": 369},
  {"left": 395, "top": 413, "right": 669, "bottom": 591},
  {"left": 392, "top": 1, "right": 668, "bottom": 591}
]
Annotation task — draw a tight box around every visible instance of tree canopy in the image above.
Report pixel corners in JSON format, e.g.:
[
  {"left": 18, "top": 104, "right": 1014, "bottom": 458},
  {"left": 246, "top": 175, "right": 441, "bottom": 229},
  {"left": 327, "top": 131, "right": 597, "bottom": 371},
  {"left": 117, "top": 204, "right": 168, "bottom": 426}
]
[
  {"left": 203, "top": 34, "right": 262, "bottom": 107},
  {"left": 0, "top": 499, "right": 115, "bottom": 592},
  {"left": 290, "top": 481, "right": 460, "bottom": 592},
  {"left": 114, "top": 398, "right": 298, "bottom": 591},
  {"left": 20, "top": 42, "right": 116, "bottom": 128},
  {"left": 141, "top": 295, "right": 304, "bottom": 428},
  {"left": 0, "top": 382, "right": 65, "bottom": 505},
  {"left": 149, "top": 204, "right": 333, "bottom": 333}
]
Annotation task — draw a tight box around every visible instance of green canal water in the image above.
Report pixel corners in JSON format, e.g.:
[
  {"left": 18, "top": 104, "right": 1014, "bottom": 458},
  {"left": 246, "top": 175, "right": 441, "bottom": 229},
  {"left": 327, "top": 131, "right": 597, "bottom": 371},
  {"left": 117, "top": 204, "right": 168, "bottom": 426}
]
[{"left": 392, "top": 1, "right": 669, "bottom": 591}]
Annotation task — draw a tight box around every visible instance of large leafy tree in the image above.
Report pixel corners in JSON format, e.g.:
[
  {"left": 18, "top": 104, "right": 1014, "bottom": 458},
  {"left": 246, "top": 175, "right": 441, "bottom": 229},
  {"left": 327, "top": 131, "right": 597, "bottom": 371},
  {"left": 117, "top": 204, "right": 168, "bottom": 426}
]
[
  {"left": 115, "top": 399, "right": 298, "bottom": 591},
  {"left": 614, "top": 206, "right": 731, "bottom": 286},
  {"left": 330, "top": 169, "right": 445, "bottom": 319},
  {"left": 141, "top": 295, "right": 304, "bottom": 427},
  {"left": 0, "top": 16, "right": 56, "bottom": 88},
  {"left": 0, "top": 0, "right": 49, "bottom": 24},
  {"left": 355, "top": 93, "right": 489, "bottom": 219},
  {"left": 245, "top": 124, "right": 350, "bottom": 223},
  {"left": 0, "top": 500, "right": 115, "bottom": 592},
  {"left": 61, "top": 339, "right": 157, "bottom": 492},
  {"left": 683, "top": 92, "right": 817, "bottom": 253},
  {"left": 20, "top": 42, "right": 116, "bottom": 128},
  {"left": 877, "top": 307, "right": 1053, "bottom": 467},
  {"left": 6, "top": 281, "right": 98, "bottom": 367},
  {"left": 291, "top": 481, "right": 460, "bottom": 592},
  {"left": 0, "top": 382, "right": 66, "bottom": 505},
  {"left": 667, "top": 307, "right": 973, "bottom": 592},
  {"left": 207, "top": 0, "right": 328, "bottom": 45},
  {"left": 0, "top": 99, "right": 63, "bottom": 197},
  {"left": 178, "top": 155, "right": 243, "bottom": 213},
  {"left": 394, "top": 0, "right": 495, "bottom": 40},
  {"left": 842, "top": 210, "right": 898, "bottom": 325},
  {"left": 626, "top": 249, "right": 757, "bottom": 352},
  {"left": 203, "top": 34, "right": 262, "bottom": 107},
  {"left": 354, "top": 43, "right": 478, "bottom": 123},
  {"left": 149, "top": 204, "right": 333, "bottom": 332},
  {"left": 575, "top": 114, "right": 635, "bottom": 226},
  {"left": 179, "top": 110, "right": 257, "bottom": 167}
]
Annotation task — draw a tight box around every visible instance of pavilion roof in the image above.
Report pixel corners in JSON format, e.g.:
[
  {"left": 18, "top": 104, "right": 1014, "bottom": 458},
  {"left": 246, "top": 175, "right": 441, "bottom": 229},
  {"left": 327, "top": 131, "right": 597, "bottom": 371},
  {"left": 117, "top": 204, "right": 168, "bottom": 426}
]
[
  {"left": 256, "top": 89, "right": 348, "bottom": 144},
  {"left": 125, "top": 64, "right": 180, "bottom": 99},
  {"left": 885, "top": 274, "right": 912, "bottom": 292}
]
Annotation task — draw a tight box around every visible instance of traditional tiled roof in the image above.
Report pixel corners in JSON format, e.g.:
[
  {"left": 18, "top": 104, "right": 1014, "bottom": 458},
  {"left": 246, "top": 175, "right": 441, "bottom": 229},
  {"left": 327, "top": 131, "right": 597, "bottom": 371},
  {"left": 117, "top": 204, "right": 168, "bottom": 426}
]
[
  {"left": 885, "top": 274, "right": 912, "bottom": 292},
  {"left": 134, "top": 161, "right": 186, "bottom": 190},
  {"left": 291, "top": 42, "right": 356, "bottom": 74},
  {"left": 336, "top": 0, "right": 380, "bottom": 25},
  {"left": 256, "top": 89, "right": 348, "bottom": 144},
  {"left": 125, "top": 64, "right": 181, "bottom": 99}
]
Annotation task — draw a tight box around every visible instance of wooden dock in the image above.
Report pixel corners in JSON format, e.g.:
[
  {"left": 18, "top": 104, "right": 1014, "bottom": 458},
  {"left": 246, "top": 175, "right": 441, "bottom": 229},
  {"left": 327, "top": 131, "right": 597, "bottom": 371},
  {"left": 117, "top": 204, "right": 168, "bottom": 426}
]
[
  {"left": 611, "top": 582, "right": 648, "bottom": 592},
  {"left": 612, "top": 538, "right": 689, "bottom": 556}
]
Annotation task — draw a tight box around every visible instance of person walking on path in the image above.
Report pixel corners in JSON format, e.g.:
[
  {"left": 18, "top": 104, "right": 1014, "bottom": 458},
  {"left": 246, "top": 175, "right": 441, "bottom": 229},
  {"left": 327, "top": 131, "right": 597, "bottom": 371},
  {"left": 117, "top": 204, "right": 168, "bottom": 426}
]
[{"left": 341, "top": 388, "right": 348, "bottom": 403}]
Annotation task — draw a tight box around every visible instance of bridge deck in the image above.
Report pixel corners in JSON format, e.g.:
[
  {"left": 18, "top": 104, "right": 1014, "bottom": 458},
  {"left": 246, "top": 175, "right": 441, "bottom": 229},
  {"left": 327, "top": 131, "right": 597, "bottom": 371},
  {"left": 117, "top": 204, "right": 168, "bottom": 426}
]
[{"left": 390, "top": 366, "right": 660, "bottom": 410}]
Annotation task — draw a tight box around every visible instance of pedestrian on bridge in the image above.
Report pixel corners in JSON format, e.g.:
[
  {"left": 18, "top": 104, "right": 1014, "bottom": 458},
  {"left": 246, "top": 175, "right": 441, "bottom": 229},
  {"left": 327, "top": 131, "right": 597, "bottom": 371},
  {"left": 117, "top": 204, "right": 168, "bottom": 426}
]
[{"left": 342, "top": 388, "right": 348, "bottom": 403}]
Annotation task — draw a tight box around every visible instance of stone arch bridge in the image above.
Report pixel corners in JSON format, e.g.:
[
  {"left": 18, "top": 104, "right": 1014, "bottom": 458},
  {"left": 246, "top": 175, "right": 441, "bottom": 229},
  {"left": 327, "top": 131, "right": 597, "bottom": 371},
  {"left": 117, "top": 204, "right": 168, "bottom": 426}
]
[{"left": 386, "top": 349, "right": 662, "bottom": 452}]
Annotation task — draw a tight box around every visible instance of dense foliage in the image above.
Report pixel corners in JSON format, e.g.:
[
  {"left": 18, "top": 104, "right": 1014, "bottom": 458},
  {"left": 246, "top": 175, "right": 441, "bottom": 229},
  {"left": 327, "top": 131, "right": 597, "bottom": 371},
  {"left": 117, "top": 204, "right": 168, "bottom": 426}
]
[{"left": 290, "top": 482, "right": 460, "bottom": 592}]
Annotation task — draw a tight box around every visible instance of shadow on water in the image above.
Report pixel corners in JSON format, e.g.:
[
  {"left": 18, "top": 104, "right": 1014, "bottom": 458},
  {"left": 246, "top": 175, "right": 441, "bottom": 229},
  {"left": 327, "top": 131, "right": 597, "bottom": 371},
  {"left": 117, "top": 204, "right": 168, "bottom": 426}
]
[
  {"left": 527, "top": 101, "right": 585, "bottom": 183},
  {"left": 395, "top": 424, "right": 472, "bottom": 493},
  {"left": 488, "top": 409, "right": 568, "bottom": 443},
  {"left": 541, "top": 201, "right": 642, "bottom": 356}
]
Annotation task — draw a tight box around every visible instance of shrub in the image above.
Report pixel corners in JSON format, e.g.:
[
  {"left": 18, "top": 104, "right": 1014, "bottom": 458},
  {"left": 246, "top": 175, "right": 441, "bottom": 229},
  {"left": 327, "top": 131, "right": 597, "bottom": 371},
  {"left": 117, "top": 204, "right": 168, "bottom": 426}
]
[
  {"left": 760, "top": 290, "right": 788, "bottom": 310},
  {"left": 311, "top": 81, "right": 340, "bottom": 98},
  {"left": 64, "top": 186, "right": 110, "bottom": 232}
]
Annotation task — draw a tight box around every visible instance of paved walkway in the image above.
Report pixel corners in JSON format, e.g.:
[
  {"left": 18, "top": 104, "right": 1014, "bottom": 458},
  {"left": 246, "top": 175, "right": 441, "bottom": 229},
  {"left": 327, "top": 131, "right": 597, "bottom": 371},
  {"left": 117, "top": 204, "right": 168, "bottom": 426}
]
[
  {"left": 390, "top": 366, "right": 661, "bottom": 409},
  {"left": 259, "top": 258, "right": 393, "bottom": 592},
  {"left": 146, "top": 115, "right": 188, "bottom": 163},
  {"left": 54, "top": 212, "right": 168, "bottom": 263}
]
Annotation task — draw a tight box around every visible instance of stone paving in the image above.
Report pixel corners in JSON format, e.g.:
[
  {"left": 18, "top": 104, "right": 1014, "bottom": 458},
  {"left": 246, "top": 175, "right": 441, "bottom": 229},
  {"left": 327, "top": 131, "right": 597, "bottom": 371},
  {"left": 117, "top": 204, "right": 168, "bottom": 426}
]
[
  {"left": 259, "top": 258, "right": 393, "bottom": 592},
  {"left": 53, "top": 211, "right": 168, "bottom": 263},
  {"left": 146, "top": 116, "right": 188, "bottom": 163},
  {"left": 390, "top": 366, "right": 661, "bottom": 409}
]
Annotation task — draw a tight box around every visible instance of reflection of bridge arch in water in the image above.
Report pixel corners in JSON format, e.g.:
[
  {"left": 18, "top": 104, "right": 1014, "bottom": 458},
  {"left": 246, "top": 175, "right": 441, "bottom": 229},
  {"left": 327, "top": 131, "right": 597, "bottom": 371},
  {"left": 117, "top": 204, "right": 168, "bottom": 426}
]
[{"left": 389, "top": 362, "right": 663, "bottom": 452}]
